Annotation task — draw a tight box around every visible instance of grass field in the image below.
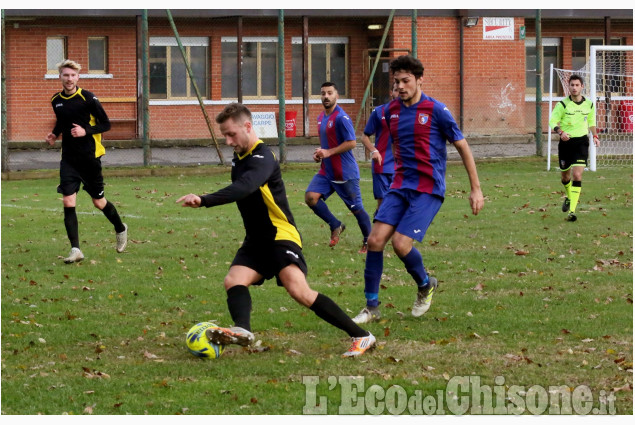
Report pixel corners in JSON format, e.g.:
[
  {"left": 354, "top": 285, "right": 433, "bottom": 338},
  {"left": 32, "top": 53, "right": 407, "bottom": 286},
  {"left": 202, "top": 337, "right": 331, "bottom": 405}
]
[{"left": 1, "top": 159, "right": 632, "bottom": 415}]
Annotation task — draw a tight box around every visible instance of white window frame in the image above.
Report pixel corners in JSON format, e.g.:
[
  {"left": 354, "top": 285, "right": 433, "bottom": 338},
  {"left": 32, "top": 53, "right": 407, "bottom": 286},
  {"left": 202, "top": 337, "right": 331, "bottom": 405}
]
[
  {"left": 149, "top": 36, "right": 210, "bottom": 100},
  {"left": 291, "top": 36, "right": 349, "bottom": 98}
]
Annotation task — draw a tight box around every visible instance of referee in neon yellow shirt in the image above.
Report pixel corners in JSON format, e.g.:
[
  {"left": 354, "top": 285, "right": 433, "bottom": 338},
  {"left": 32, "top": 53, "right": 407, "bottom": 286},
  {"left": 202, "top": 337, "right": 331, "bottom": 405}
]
[{"left": 549, "top": 74, "right": 601, "bottom": 222}]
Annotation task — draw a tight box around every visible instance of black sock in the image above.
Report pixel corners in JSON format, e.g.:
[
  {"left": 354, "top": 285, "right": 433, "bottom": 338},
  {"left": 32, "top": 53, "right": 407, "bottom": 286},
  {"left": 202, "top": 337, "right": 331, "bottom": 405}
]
[
  {"left": 226, "top": 285, "right": 252, "bottom": 331},
  {"left": 64, "top": 207, "right": 80, "bottom": 248},
  {"left": 101, "top": 201, "right": 125, "bottom": 233},
  {"left": 310, "top": 293, "right": 368, "bottom": 338}
]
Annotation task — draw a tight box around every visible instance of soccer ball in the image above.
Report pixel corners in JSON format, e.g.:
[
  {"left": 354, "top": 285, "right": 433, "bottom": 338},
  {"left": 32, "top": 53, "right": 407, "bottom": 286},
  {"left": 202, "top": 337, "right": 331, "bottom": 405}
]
[{"left": 185, "top": 322, "right": 226, "bottom": 359}]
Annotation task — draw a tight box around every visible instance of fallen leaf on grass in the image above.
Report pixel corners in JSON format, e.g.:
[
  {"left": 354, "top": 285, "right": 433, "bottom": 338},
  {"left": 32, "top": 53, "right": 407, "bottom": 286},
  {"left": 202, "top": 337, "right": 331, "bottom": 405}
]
[
  {"left": 515, "top": 250, "right": 529, "bottom": 256},
  {"left": 613, "top": 383, "right": 632, "bottom": 393},
  {"left": 82, "top": 367, "right": 110, "bottom": 379},
  {"left": 143, "top": 350, "right": 159, "bottom": 359}
]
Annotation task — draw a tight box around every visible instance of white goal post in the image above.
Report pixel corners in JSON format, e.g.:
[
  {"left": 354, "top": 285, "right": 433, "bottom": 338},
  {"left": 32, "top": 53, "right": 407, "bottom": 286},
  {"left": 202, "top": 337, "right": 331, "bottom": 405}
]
[
  {"left": 589, "top": 45, "right": 633, "bottom": 171},
  {"left": 548, "top": 45, "right": 633, "bottom": 171}
]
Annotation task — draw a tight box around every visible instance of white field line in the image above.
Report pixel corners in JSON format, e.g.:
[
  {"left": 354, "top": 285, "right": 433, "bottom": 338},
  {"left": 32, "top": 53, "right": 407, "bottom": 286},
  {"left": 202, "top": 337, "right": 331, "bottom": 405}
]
[{"left": 1, "top": 203, "right": 203, "bottom": 222}]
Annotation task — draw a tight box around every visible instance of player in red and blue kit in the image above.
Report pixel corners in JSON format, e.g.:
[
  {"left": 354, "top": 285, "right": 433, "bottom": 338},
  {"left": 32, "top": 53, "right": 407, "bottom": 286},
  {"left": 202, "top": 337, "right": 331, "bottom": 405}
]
[
  {"left": 353, "top": 55, "right": 484, "bottom": 324},
  {"left": 360, "top": 83, "right": 399, "bottom": 216},
  {"left": 305, "top": 82, "right": 372, "bottom": 253}
]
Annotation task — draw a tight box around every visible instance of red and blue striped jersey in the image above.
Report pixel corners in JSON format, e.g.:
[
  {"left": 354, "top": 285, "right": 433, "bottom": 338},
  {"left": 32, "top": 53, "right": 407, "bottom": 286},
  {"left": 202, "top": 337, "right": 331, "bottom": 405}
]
[
  {"left": 317, "top": 105, "right": 359, "bottom": 181},
  {"left": 363, "top": 103, "right": 394, "bottom": 175},
  {"left": 384, "top": 92, "right": 463, "bottom": 198}
]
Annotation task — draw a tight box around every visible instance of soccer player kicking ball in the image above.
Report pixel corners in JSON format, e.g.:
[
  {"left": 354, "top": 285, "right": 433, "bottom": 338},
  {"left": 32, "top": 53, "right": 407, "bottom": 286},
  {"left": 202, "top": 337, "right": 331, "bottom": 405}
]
[
  {"left": 177, "top": 103, "right": 375, "bottom": 357},
  {"left": 353, "top": 55, "right": 484, "bottom": 324},
  {"left": 549, "top": 74, "right": 600, "bottom": 222}
]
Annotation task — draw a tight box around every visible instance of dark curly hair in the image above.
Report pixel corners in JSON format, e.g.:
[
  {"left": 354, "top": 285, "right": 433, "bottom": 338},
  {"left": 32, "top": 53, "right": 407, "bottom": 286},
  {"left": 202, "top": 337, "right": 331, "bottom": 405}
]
[{"left": 389, "top": 55, "right": 424, "bottom": 79}]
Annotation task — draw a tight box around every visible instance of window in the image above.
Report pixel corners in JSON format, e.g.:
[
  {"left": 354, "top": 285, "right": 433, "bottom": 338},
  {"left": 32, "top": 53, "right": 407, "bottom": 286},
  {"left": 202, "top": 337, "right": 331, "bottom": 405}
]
[
  {"left": 525, "top": 37, "right": 560, "bottom": 96},
  {"left": 88, "top": 37, "right": 108, "bottom": 73},
  {"left": 47, "top": 37, "right": 66, "bottom": 73},
  {"left": 149, "top": 37, "right": 209, "bottom": 100},
  {"left": 221, "top": 37, "right": 277, "bottom": 98},
  {"left": 572, "top": 37, "right": 625, "bottom": 71},
  {"left": 291, "top": 37, "right": 349, "bottom": 97}
]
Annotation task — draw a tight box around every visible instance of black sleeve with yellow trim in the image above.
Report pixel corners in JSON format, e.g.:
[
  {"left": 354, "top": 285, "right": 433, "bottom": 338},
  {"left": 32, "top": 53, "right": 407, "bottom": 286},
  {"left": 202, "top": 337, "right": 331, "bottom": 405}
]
[{"left": 199, "top": 146, "right": 276, "bottom": 208}]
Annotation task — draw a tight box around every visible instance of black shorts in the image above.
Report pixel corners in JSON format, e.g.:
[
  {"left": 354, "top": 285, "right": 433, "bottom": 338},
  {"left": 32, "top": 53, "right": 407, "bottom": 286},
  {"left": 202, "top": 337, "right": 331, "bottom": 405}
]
[
  {"left": 231, "top": 240, "right": 308, "bottom": 286},
  {"left": 558, "top": 135, "right": 589, "bottom": 171},
  {"left": 57, "top": 157, "right": 105, "bottom": 199}
]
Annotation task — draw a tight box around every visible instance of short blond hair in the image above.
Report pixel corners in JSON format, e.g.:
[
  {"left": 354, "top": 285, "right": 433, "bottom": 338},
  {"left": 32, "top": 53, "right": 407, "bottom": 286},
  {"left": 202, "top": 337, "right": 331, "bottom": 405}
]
[{"left": 57, "top": 59, "right": 81, "bottom": 74}]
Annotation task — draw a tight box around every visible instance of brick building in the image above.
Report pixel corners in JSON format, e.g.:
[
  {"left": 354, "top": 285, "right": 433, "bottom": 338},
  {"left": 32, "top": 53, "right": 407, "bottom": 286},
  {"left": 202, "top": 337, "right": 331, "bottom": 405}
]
[{"left": 2, "top": 9, "right": 632, "bottom": 144}]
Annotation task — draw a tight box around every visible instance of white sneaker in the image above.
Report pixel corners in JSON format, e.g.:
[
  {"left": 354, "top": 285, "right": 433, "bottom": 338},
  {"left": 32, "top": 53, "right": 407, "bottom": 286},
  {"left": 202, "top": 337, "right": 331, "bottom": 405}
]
[
  {"left": 352, "top": 306, "right": 381, "bottom": 324},
  {"left": 412, "top": 277, "right": 438, "bottom": 317},
  {"left": 116, "top": 223, "right": 128, "bottom": 253},
  {"left": 64, "top": 247, "right": 84, "bottom": 264}
]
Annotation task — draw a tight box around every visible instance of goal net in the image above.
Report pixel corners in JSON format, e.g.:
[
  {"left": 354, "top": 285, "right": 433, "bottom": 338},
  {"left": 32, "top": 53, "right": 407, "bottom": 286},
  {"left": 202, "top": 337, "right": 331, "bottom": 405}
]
[{"left": 551, "top": 45, "right": 633, "bottom": 170}]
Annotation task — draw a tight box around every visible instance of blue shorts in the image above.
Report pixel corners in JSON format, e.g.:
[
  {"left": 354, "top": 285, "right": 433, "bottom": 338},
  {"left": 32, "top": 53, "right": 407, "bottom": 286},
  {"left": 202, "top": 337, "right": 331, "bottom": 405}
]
[
  {"left": 372, "top": 173, "right": 394, "bottom": 200},
  {"left": 306, "top": 173, "right": 365, "bottom": 212},
  {"left": 374, "top": 189, "right": 443, "bottom": 242}
]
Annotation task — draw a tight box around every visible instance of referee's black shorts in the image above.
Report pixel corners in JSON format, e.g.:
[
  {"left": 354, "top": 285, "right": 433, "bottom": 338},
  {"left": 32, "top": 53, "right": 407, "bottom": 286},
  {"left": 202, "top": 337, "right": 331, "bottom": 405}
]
[
  {"left": 57, "top": 157, "right": 105, "bottom": 199},
  {"left": 231, "top": 239, "right": 308, "bottom": 286},
  {"left": 558, "top": 135, "right": 589, "bottom": 171}
]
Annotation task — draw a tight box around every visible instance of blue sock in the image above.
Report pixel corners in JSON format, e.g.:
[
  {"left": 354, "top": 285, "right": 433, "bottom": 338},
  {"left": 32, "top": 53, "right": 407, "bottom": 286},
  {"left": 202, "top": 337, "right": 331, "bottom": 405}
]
[
  {"left": 364, "top": 250, "right": 383, "bottom": 307},
  {"left": 353, "top": 208, "right": 372, "bottom": 242},
  {"left": 400, "top": 248, "right": 429, "bottom": 288},
  {"left": 309, "top": 199, "right": 341, "bottom": 230}
]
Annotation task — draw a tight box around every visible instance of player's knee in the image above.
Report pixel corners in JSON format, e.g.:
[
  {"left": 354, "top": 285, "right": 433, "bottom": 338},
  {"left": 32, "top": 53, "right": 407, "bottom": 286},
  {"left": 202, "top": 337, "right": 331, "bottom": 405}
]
[
  {"left": 285, "top": 284, "right": 316, "bottom": 307},
  {"left": 392, "top": 238, "right": 413, "bottom": 257},
  {"left": 367, "top": 233, "right": 387, "bottom": 251},
  {"left": 92, "top": 197, "right": 107, "bottom": 209},
  {"left": 305, "top": 192, "right": 318, "bottom": 207},
  {"left": 223, "top": 275, "right": 241, "bottom": 291}
]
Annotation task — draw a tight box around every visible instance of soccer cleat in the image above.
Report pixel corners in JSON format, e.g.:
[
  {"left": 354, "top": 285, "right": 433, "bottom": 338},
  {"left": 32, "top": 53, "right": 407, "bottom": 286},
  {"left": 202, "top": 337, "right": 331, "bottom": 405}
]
[
  {"left": 329, "top": 224, "right": 346, "bottom": 247},
  {"left": 342, "top": 332, "right": 376, "bottom": 357},
  {"left": 565, "top": 212, "right": 577, "bottom": 222},
  {"left": 412, "top": 277, "right": 438, "bottom": 317},
  {"left": 562, "top": 197, "right": 571, "bottom": 212},
  {"left": 64, "top": 247, "right": 84, "bottom": 264},
  {"left": 116, "top": 223, "right": 128, "bottom": 253},
  {"left": 206, "top": 326, "right": 254, "bottom": 347},
  {"left": 358, "top": 241, "right": 368, "bottom": 254},
  {"left": 352, "top": 306, "right": 381, "bottom": 324}
]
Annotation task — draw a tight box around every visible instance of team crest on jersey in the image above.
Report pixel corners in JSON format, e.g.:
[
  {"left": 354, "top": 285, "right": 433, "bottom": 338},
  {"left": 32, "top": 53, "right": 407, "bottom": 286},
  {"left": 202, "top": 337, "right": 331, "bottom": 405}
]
[
  {"left": 327, "top": 120, "right": 334, "bottom": 128},
  {"left": 418, "top": 113, "right": 429, "bottom": 125}
]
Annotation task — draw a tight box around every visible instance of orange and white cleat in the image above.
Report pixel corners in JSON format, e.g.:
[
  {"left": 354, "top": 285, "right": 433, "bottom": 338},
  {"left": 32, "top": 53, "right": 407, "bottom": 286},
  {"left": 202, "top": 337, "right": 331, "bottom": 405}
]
[
  {"left": 206, "top": 326, "right": 254, "bottom": 346},
  {"left": 342, "top": 332, "right": 376, "bottom": 357}
]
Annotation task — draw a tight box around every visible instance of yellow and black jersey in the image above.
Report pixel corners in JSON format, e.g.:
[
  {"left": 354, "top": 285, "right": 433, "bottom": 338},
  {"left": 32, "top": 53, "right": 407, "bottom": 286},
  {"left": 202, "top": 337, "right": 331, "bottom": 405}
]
[
  {"left": 50, "top": 87, "right": 111, "bottom": 159},
  {"left": 199, "top": 141, "right": 302, "bottom": 247}
]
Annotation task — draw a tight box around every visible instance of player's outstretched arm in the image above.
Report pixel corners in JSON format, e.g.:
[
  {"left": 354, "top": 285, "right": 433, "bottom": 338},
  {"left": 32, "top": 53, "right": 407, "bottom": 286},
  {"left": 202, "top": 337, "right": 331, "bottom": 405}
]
[
  {"left": 176, "top": 194, "right": 202, "bottom": 208},
  {"left": 454, "top": 138, "right": 484, "bottom": 216}
]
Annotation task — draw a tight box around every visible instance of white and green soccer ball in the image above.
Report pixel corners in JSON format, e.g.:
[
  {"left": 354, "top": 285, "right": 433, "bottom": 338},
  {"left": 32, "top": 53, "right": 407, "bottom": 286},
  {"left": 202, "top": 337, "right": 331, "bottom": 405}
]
[{"left": 186, "top": 322, "right": 226, "bottom": 359}]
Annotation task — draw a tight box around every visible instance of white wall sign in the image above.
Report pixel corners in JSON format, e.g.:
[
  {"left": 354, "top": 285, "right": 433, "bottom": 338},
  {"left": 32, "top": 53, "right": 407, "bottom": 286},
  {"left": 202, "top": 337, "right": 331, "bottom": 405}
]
[
  {"left": 483, "top": 17, "right": 514, "bottom": 40},
  {"left": 251, "top": 112, "right": 278, "bottom": 138}
]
